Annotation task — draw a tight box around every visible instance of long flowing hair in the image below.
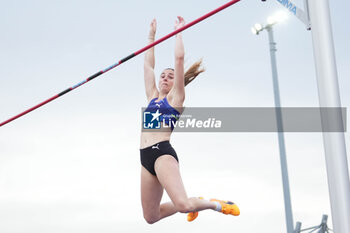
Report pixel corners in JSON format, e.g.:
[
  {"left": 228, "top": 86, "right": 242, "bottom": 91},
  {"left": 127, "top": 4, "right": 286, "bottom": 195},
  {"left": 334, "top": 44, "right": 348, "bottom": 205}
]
[
  {"left": 184, "top": 59, "right": 205, "bottom": 86},
  {"left": 165, "top": 59, "right": 205, "bottom": 86}
]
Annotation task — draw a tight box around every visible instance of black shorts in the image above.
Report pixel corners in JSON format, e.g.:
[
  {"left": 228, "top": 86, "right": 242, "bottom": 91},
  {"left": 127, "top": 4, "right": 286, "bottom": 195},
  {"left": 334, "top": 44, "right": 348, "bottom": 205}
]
[{"left": 140, "top": 140, "right": 179, "bottom": 176}]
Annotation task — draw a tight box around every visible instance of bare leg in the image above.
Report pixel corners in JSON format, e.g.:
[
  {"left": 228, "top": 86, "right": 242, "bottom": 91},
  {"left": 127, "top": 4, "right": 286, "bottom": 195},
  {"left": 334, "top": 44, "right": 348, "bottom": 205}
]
[
  {"left": 141, "top": 155, "right": 216, "bottom": 224},
  {"left": 140, "top": 166, "right": 164, "bottom": 224},
  {"left": 158, "top": 197, "right": 215, "bottom": 219},
  {"left": 155, "top": 155, "right": 216, "bottom": 214}
]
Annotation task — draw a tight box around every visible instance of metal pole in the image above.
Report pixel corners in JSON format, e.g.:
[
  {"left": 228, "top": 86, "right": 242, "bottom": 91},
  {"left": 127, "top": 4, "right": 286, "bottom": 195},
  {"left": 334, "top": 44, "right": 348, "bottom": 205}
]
[
  {"left": 266, "top": 25, "right": 294, "bottom": 233},
  {"left": 295, "top": 222, "right": 302, "bottom": 233},
  {"left": 308, "top": 1, "right": 350, "bottom": 232},
  {"left": 320, "top": 215, "right": 328, "bottom": 233}
]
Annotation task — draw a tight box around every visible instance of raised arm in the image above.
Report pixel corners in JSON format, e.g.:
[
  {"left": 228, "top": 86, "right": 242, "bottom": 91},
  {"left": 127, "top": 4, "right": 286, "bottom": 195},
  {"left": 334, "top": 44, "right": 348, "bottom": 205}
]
[
  {"left": 171, "top": 16, "right": 185, "bottom": 103},
  {"left": 144, "top": 19, "right": 158, "bottom": 102}
]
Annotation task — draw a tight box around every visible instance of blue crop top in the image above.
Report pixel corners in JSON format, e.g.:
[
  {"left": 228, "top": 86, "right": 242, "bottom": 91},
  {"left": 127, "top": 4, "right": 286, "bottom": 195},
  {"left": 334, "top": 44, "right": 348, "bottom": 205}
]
[{"left": 144, "top": 97, "right": 181, "bottom": 129}]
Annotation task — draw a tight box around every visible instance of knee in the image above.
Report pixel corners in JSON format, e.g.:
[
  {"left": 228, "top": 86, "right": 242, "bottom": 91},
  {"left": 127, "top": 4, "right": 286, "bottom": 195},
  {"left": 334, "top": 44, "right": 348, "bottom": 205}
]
[
  {"left": 174, "top": 199, "right": 194, "bottom": 213},
  {"left": 143, "top": 214, "right": 159, "bottom": 225}
]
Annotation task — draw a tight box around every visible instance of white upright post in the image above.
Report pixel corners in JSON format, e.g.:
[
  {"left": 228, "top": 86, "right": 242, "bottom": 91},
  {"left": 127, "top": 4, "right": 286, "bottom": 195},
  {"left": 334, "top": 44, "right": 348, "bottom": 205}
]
[{"left": 308, "top": 1, "right": 350, "bottom": 232}]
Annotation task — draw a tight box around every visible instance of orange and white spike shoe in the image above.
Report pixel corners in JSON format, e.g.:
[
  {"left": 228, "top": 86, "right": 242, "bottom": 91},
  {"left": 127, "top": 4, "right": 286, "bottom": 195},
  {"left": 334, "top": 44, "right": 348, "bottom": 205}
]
[
  {"left": 210, "top": 199, "right": 240, "bottom": 216},
  {"left": 187, "top": 197, "right": 204, "bottom": 222}
]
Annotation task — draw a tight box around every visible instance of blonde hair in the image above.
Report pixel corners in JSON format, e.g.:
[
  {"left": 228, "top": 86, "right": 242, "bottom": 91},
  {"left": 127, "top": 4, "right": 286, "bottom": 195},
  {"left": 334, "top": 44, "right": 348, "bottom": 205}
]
[
  {"left": 163, "top": 59, "right": 205, "bottom": 86},
  {"left": 184, "top": 59, "right": 205, "bottom": 86}
]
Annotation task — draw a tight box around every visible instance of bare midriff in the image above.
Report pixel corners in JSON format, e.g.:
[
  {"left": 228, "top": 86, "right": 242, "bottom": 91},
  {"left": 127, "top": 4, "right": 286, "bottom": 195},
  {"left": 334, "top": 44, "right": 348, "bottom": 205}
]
[{"left": 140, "top": 125, "right": 172, "bottom": 149}]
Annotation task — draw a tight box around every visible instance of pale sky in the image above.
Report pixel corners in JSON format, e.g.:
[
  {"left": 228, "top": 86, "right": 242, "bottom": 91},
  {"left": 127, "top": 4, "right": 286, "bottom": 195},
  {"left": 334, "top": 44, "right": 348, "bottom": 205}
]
[{"left": 1, "top": 0, "right": 349, "bottom": 232}]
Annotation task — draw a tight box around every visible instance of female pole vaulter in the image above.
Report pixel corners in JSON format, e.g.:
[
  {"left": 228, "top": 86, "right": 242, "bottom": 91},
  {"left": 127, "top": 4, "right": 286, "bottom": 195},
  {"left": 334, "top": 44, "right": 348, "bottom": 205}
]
[{"left": 139, "top": 17, "right": 240, "bottom": 224}]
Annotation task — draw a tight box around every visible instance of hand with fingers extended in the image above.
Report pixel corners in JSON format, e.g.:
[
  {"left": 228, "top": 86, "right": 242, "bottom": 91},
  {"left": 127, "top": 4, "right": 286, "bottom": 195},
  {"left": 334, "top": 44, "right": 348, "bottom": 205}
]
[
  {"left": 149, "top": 18, "right": 157, "bottom": 40},
  {"left": 174, "top": 16, "right": 185, "bottom": 30}
]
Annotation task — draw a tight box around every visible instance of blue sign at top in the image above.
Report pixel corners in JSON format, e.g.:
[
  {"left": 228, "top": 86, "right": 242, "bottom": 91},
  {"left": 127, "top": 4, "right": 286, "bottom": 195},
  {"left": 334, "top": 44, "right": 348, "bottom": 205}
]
[{"left": 277, "top": 0, "right": 297, "bottom": 15}]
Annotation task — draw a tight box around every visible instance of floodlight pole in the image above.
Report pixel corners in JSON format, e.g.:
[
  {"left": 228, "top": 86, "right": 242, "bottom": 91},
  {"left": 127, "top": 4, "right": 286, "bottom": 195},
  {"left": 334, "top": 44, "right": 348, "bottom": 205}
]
[{"left": 266, "top": 25, "right": 294, "bottom": 233}]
